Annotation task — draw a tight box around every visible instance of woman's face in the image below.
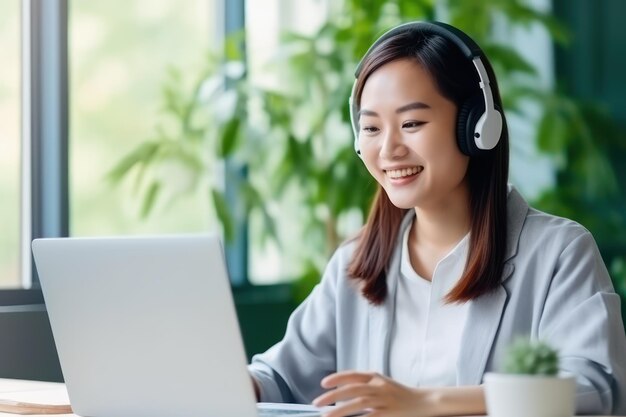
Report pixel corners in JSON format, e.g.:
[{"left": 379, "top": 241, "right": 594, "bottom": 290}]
[{"left": 358, "top": 58, "right": 470, "bottom": 210}]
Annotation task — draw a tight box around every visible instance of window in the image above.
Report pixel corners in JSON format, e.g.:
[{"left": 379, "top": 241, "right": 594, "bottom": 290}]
[
  {"left": 69, "top": 0, "right": 337, "bottom": 286},
  {"left": 69, "top": 0, "right": 216, "bottom": 238},
  {"left": 0, "top": 0, "right": 21, "bottom": 288}
]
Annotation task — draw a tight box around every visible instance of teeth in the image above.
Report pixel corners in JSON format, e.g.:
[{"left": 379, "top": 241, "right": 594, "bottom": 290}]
[{"left": 387, "top": 166, "right": 423, "bottom": 179}]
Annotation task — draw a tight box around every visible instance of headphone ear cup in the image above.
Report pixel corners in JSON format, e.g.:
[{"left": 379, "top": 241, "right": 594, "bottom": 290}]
[
  {"left": 348, "top": 84, "right": 362, "bottom": 157},
  {"left": 456, "top": 93, "right": 485, "bottom": 157}
]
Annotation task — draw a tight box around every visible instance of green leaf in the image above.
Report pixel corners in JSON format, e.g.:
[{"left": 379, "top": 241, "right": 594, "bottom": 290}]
[
  {"left": 538, "top": 14, "right": 570, "bottom": 45},
  {"left": 398, "top": 1, "right": 432, "bottom": 20},
  {"left": 537, "top": 112, "right": 568, "bottom": 154},
  {"left": 483, "top": 44, "right": 536, "bottom": 76},
  {"left": 292, "top": 260, "right": 323, "bottom": 303},
  {"left": 503, "top": 3, "right": 570, "bottom": 45},
  {"left": 211, "top": 189, "right": 234, "bottom": 242},
  {"left": 140, "top": 182, "right": 161, "bottom": 218},
  {"left": 218, "top": 117, "right": 241, "bottom": 157},
  {"left": 577, "top": 150, "right": 618, "bottom": 198},
  {"left": 107, "top": 142, "right": 160, "bottom": 183},
  {"left": 241, "top": 183, "right": 279, "bottom": 243},
  {"left": 501, "top": 84, "right": 543, "bottom": 114}
]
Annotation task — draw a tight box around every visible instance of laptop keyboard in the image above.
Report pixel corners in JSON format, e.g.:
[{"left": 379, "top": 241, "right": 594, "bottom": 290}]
[{"left": 258, "top": 408, "right": 321, "bottom": 417}]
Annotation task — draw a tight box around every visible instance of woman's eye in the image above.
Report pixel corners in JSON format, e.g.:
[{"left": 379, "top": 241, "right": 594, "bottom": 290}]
[
  {"left": 402, "top": 121, "right": 425, "bottom": 129},
  {"left": 361, "top": 126, "right": 379, "bottom": 134}
]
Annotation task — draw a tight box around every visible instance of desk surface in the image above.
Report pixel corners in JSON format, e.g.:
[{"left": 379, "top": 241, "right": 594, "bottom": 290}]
[
  {"left": 0, "top": 379, "right": 72, "bottom": 416},
  {"left": 0, "top": 378, "right": 617, "bottom": 417}
]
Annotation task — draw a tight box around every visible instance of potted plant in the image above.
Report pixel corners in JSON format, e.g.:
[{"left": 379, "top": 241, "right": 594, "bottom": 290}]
[{"left": 484, "top": 339, "right": 575, "bottom": 417}]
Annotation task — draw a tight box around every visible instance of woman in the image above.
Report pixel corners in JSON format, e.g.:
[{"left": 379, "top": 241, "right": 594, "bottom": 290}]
[{"left": 248, "top": 21, "right": 626, "bottom": 416}]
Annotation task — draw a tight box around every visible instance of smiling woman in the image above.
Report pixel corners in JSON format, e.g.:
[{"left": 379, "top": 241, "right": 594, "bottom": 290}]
[{"left": 247, "top": 21, "right": 626, "bottom": 417}]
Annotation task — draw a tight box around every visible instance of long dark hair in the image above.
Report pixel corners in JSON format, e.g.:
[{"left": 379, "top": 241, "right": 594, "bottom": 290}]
[{"left": 348, "top": 25, "right": 509, "bottom": 305}]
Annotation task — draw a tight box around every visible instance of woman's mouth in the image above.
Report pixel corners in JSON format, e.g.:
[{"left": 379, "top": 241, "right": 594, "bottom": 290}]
[{"left": 385, "top": 166, "right": 424, "bottom": 179}]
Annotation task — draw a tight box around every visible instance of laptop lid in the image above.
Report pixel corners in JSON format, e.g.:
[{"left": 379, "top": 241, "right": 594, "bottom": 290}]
[{"left": 32, "top": 234, "right": 258, "bottom": 417}]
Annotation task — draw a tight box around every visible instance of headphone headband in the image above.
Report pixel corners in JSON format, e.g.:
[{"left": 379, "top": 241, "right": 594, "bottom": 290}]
[{"left": 354, "top": 21, "right": 483, "bottom": 78}]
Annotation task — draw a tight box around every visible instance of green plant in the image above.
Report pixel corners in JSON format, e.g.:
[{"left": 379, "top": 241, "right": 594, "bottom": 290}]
[{"left": 503, "top": 339, "right": 559, "bottom": 376}]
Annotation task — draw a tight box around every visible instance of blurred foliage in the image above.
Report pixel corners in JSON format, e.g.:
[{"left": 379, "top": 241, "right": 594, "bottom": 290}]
[
  {"left": 110, "top": 0, "right": 625, "bottom": 302},
  {"left": 532, "top": 93, "right": 626, "bottom": 295},
  {"left": 533, "top": 96, "right": 626, "bottom": 259}
]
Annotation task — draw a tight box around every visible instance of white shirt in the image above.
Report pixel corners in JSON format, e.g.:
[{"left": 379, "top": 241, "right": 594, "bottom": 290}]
[{"left": 388, "top": 222, "right": 470, "bottom": 387}]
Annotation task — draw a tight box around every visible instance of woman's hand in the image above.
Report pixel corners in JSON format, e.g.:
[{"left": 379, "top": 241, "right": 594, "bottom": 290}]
[{"left": 312, "top": 371, "right": 439, "bottom": 417}]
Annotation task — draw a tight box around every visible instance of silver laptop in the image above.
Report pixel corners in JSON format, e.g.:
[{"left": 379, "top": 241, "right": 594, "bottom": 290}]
[{"left": 32, "top": 235, "right": 325, "bottom": 417}]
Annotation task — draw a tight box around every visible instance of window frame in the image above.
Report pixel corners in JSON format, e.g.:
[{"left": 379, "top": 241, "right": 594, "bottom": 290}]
[
  {"left": 222, "top": 0, "right": 249, "bottom": 286},
  {"left": 22, "top": 0, "right": 70, "bottom": 290}
]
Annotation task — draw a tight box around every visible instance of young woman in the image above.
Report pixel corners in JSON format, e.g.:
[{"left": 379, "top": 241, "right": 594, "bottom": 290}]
[{"left": 248, "top": 21, "right": 626, "bottom": 416}]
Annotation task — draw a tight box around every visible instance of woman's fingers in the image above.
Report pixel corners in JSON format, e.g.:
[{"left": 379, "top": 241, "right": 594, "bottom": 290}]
[
  {"left": 321, "top": 371, "right": 378, "bottom": 388},
  {"left": 322, "top": 396, "right": 380, "bottom": 417},
  {"left": 313, "top": 383, "right": 376, "bottom": 407},
  {"left": 313, "top": 372, "right": 430, "bottom": 417}
]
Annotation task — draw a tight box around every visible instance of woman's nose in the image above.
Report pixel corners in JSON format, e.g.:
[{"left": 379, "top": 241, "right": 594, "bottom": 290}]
[{"left": 380, "top": 129, "right": 408, "bottom": 159}]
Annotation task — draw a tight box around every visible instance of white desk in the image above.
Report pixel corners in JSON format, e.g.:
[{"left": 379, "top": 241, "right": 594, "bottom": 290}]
[{"left": 0, "top": 378, "right": 616, "bottom": 417}]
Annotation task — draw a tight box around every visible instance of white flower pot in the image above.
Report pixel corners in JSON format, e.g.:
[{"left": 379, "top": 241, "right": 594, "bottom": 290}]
[{"left": 484, "top": 373, "right": 575, "bottom": 417}]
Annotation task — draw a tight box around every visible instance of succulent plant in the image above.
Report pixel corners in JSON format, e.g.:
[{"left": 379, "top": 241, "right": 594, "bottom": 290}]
[{"left": 502, "top": 339, "right": 560, "bottom": 375}]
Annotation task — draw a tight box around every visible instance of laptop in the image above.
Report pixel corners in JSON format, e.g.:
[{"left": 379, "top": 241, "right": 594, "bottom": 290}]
[{"left": 32, "top": 234, "right": 328, "bottom": 417}]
